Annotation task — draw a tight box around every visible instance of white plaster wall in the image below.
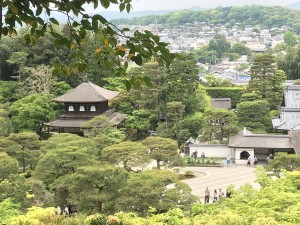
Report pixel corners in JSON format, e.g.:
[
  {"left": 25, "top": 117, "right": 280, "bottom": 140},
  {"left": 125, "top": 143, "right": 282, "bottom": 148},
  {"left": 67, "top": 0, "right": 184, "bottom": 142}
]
[{"left": 189, "top": 145, "right": 232, "bottom": 158}]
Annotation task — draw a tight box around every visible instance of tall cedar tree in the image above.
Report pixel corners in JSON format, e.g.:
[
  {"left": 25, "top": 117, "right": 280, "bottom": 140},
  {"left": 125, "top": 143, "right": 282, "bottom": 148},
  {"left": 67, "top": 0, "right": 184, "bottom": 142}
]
[{"left": 248, "top": 54, "right": 286, "bottom": 110}]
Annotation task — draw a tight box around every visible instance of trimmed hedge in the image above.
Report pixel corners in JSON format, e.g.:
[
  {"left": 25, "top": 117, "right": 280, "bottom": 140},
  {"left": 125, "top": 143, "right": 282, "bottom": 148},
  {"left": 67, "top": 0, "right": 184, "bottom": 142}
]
[{"left": 205, "top": 87, "right": 245, "bottom": 107}]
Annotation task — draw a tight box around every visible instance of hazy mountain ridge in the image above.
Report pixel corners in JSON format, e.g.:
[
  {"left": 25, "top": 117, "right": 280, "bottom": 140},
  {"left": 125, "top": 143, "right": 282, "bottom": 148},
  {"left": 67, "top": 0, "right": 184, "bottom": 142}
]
[
  {"left": 49, "top": 7, "right": 203, "bottom": 23},
  {"left": 98, "top": 10, "right": 174, "bottom": 20},
  {"left": 110, "top": 5, "right": 300, "bottom": 32}
]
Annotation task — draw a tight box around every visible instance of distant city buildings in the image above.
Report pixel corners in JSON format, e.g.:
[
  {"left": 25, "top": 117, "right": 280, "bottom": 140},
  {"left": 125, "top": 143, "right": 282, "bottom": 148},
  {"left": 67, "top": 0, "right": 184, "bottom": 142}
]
[{"left": 117, "top": 22, "right": 286, "bottom": 84}]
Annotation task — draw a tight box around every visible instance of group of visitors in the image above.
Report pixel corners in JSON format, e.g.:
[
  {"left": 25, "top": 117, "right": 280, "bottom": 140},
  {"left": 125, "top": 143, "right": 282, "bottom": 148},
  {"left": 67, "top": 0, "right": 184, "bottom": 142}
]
[
  {"left": 191, "top": 151, "right": 207, "bottom": 163},
  {"left": 247, "top": 155, "right": 258, "bottom": 167},
  {"left": 57, "top": 205, "right": 72, "bottom": 216},
  {"left": 204, "top": 187, "right": 230, "bottom": 204}
]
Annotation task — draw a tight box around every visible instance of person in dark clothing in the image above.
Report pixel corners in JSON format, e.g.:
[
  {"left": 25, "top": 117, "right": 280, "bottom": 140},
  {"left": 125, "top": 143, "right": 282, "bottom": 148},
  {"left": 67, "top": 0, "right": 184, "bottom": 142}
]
[
  {"left": 192, "top": 151, "right": 198, "bottom": 159},
  {"left": 226, "top": 190, "right": 231, "bottom": 198}
]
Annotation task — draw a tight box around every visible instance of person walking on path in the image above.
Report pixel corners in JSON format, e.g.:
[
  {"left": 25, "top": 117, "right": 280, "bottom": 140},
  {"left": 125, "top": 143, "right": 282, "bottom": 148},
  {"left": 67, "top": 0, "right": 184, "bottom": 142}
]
[
  {"left": 226, "top": 155, "right": 231, "bottom": 166},
  {"left": 254, "top": 156, "right": 258, "bottom": 166},
  {"left": 192, "top": 151, "right": 198, "bottom": 160},
  {"left": 201, "top": 152, "right": 205, "bottom": 163},
  {"left": 218, "top": 188, "right": 224, "bottom": 199},
  {"left": 213, "top": 189, "right": 218, "bottom": 203},
  {"left": 204, "top": 187, "right": 210, "bottom": 204},
  {"left": 247, "top": 155, "right": 252, "bottom": 167}
]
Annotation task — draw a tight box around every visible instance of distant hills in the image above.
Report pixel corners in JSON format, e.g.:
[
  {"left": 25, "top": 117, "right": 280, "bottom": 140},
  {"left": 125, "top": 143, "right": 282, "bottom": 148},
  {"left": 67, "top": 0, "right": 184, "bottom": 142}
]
[
  {"left": 98, "top": 10, "right": 173, "bottom": 21},
  {"left": 286, "top": 2, "right": 300, "bottom": 11},
  {"left": 94, "top": 7, "right": 203, "bottom": 21},
  {"left": 110, "top": 5, "right": 300, "bottom": 32},
  {"left": 50, "top": 5, "right": 300, "bottom": 31},
  {"left": 49, "top": 7, "right": 203, "bottom": 23},
  {"left": 48, "top": 10, "right": 174, "bottom": 23}
]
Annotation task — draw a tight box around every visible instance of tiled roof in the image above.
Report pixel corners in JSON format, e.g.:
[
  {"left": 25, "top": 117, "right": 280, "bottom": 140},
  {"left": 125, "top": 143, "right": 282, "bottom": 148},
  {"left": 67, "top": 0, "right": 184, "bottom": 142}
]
[
  {"left": 53, "top": 82, "right": 119, "bottom": 103},
  {"left": 229, "top": 128, "right": 293, "bottom": 149}
]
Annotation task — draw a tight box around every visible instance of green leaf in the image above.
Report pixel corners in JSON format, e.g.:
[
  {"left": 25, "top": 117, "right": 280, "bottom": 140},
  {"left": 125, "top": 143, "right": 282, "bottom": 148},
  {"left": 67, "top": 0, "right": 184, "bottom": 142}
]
[
  {"left": 78, "top": 63, "right": 88, "bottom": 72},
  {"left": 119, "top": 3, "right": 125, "bottom": 12},
  {"left": 32, "top": 21, "right": 38, "bottom": 29},
  {"left": 93, "top": 14, "right": 107, "bottom": 24},
  {"left": 30, "top": 28, "right": 35, "bottom": 36},
  {"left": 46, "top": 8, "right": 51, "bottom": 16},
  {"left": 36, "top": 7, "right": 43, "bottom": 16},
  {"left": 36, "top": 17, "right": 44, "bottom": 25},
  {"left": 92, "top": 19, "right": 98, "bottom": 30},
  {"left": 72, "top": 21, "right": 80, "bottom": 27},
  {"left": 106, "top": 26, "right": 115, "bottom": 35},
  {"left": 49, "top": 18, "right": 59, "bottom": 25},
  {"left": 126, "top": 3, "right": 132, "bottom": 13},
  {"left": 93, "top": 0, "right": 98, "bottom": 9},
  {"left": 63, "top": 66, "right": 71, "bottom": 76},
  {"left": 143, "top": 76, "right": 153, "bottom": 88},
  {"left": 131, "top": 55, "right": 143, "bottom": 66},
  {"left": 10, "top": 5, "right": 18, "bottom": 14},
  {"left": 100, "top": 0, "right": 110, "bottom": 8},
  {"left": 50, "top": 32, "right": 63, "bottom": 39},
  {"left": 81, "top": 19, "right": 91, "bottom": 29},
  {"left": 53, "top": 63, "right": 61, "bottom": 69},
  {"left": 125, "top": 81, "right": 132, "bottom": 91},
  {"left": 52, "top": 68, "right": 60, "bottom": 76},
  {"left": 122, "top": 28, "right": 130, "bottom": 32},
  {"left": 126, "top": 42, "right": 136, "bottom": 52}
]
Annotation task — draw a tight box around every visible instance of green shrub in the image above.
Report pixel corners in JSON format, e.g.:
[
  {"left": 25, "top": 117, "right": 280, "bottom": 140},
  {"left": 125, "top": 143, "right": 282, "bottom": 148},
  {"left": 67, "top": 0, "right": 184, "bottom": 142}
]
[
  {"left": 172, "top": 157, "right": 187, "bottom": 167},
  {"left": 86, "top": 214, "right": 107, "bottom": 225},
  {"left": 205, "top": 87, "right": 244, "bottom": 107},
  {"left": 184, "top": 170, "right": 195, "bottom": 178},
  {"left": 185, "top": 156, "right": 196, "bottom": 164}
]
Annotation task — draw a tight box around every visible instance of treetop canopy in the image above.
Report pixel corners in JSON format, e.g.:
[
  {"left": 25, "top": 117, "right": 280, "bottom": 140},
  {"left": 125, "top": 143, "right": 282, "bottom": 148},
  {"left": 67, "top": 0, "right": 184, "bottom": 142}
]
[{"left": 0, "top": 0, "right": 175, "bottom": 88}]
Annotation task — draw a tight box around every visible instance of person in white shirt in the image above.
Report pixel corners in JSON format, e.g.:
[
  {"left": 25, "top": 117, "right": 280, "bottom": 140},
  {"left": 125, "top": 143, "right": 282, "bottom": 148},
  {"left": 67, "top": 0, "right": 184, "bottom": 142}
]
[
  {"left": 226, "top": 155, "right": 231, "bottom": 166},
  {"left": 64, "top": 205, "right": 69, "bottom": 215},
  {"left": 57, "top": 206, "right": 61, "bottom": 215},
  {"left": 247, "top": 155, "right": 252, "bottom": 167}
]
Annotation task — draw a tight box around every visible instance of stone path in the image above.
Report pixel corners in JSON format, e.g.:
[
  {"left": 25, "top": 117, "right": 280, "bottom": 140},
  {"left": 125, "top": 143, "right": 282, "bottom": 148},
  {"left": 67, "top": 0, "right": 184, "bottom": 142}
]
[{"left": 179, "top": 165, "right": 260, "bottom": 203}]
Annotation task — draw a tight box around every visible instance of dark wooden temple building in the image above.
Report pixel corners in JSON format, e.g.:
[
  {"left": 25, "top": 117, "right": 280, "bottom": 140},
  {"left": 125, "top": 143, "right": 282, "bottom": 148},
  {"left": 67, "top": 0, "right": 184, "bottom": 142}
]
[{"left": 45, "top": 82, "right": 126, "bottom": 134}]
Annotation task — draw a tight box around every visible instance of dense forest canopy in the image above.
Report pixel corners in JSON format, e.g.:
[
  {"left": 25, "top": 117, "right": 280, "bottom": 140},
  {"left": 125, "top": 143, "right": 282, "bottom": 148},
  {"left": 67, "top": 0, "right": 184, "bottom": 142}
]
[{"left": 112, "top": 5, "right": 300, "bottom": 32}]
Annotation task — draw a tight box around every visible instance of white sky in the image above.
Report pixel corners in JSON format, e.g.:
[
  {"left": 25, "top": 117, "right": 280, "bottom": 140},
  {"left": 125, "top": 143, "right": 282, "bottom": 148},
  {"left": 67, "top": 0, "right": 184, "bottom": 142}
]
[{"left": 85, "top": 0, "right": 299, "bottom": 12}]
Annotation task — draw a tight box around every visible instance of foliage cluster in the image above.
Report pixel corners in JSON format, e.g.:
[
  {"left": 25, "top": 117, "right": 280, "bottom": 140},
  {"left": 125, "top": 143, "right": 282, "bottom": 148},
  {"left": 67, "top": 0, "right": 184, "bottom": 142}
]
[
  {"left": 113, "top": 5, "right": 300, "bottom": 32},
  {"left": 0, "top": 0, "right": 175, "bottom": 85},
  {"left": 1, "top": 167, "right": 300, "bottom": 225},
  {"left": 194, "top": 34, "right": 250, "bottom": 65},
  {"left": 205, "top": 87, "right": 244, "bottom": 107}
]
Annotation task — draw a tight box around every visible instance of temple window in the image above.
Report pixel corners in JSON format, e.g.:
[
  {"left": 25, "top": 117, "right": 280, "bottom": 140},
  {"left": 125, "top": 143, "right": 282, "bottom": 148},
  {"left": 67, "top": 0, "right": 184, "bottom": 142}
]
[
  {"left": 90, "top": 105, "right": 96, "bottom": 112},
  {"left": 79, "top": 106, "right": 85, "bottom": 112},
  {"left": 68, "top": 105, "right": 74, "bottom": 111}
]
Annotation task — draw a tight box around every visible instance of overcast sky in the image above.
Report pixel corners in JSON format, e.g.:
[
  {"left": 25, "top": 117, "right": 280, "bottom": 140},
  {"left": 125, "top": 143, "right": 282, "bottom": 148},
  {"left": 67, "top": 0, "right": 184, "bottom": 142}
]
[{"left": 85, "top": 0, "right": 299, "bottom": 12}]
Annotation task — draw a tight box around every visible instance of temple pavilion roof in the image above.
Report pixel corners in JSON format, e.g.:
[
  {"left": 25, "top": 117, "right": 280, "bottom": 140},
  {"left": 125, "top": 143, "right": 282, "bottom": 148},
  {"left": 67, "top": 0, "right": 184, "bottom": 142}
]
[{"left": 53, "top": 82, "right": 120, "bottom": 103}]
